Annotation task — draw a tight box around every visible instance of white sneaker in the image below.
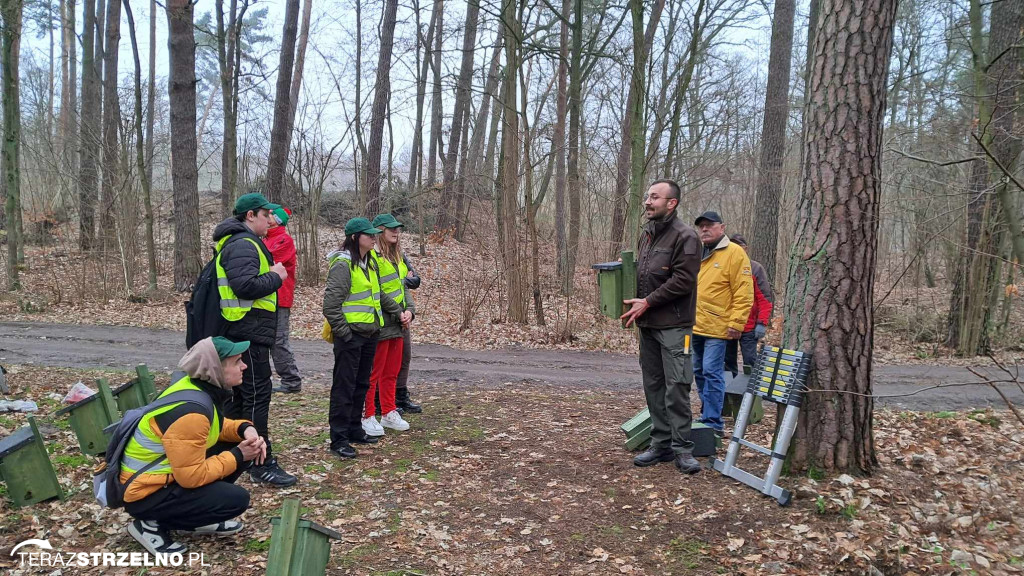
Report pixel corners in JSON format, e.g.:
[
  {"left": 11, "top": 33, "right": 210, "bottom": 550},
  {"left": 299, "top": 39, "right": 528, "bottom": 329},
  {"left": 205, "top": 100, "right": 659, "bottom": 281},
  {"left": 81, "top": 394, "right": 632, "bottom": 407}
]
[
  {"left": 380, "top": 410, "right": 410, "bottom": 431},
  {"left": 362, "top": 416, "right": 385, "bottom": 437}
]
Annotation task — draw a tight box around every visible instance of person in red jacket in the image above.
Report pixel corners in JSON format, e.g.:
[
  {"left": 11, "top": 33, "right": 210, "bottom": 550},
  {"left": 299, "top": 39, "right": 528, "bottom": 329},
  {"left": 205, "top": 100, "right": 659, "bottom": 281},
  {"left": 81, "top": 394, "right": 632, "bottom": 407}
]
[
  {"left": 266, "top": 207, "right": 303, "bottom": 393},
  {"left": 724, "top": 234, "right": 774, "bottom": 376}
]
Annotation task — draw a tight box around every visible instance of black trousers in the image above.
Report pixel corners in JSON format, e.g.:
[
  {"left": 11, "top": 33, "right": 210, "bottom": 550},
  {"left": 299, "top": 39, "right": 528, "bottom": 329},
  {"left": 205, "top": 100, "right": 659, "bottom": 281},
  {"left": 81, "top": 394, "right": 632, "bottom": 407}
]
[
  {"left": 225, "top": 344, "right": 275, "bottom": 459},
  {"left": 124, "top": 443, "right": 250, "bottom": 530},
  {"left": 724, "top": 330, "right": 759, "bottom": 377},
  {"left": 330, "top": 332, "right": 378, "bottom": 449},
  {"left": 395, "top": 327, "right": 412, "bottom": 400}
]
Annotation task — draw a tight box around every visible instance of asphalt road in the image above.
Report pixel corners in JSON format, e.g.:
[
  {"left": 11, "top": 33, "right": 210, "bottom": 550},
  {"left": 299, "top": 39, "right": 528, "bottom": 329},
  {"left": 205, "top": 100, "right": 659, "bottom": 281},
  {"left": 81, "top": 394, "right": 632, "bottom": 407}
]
[{"left": 0, "top": 321, "right": 1020, "bottom": 411}]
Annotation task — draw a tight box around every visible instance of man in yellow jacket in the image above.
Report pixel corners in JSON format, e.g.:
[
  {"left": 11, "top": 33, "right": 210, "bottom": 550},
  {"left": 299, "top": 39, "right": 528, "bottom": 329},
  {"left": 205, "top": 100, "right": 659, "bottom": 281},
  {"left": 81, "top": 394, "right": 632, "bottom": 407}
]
[{"left": 692, "top": 211, "right": 753, "bottom": 434}]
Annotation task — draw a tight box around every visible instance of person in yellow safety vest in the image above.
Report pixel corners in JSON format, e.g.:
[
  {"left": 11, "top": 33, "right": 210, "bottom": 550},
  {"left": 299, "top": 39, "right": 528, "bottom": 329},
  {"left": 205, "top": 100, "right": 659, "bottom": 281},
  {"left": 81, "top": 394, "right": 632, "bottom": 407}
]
[
  {"left": 360, "top": 213, "right": 416, "bottom": 438},
  {"left": 124, "top": 336, "right": 267, "bottom": 557},
  {"left": 322, "top": 217, "right": 407, "bottom": 459},
  {"left": 211, "top": 192, "right": 297, "bottom": 488}
]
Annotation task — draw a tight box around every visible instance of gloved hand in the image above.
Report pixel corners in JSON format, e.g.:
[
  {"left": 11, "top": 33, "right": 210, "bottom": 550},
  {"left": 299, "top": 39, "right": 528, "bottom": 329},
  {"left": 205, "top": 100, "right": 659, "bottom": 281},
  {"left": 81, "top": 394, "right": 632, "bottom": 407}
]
[{"left": 754, "top": 324, "right": 767, "bottom": 340}]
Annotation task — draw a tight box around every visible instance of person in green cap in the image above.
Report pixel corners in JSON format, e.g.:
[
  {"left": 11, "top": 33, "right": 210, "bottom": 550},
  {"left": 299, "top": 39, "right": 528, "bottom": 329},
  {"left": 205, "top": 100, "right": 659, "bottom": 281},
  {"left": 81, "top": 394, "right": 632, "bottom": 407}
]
[
  {"left": 266, "top": 207, "right": 303, "bottom": 394},
  {"left": 373, "top": 213, "right": 423, "bottom": 416},
  {"left": 212, "top": 191, "right": 297, "bottom": 487},
  {"left": 124, "top": 336, "right": 266, "bottom": 556},
  {"left": 360, "top": 213, "right": 416, "bottom": 437},
  {"left": 322, "top": 217, "right": 407, "bottom": 459}
]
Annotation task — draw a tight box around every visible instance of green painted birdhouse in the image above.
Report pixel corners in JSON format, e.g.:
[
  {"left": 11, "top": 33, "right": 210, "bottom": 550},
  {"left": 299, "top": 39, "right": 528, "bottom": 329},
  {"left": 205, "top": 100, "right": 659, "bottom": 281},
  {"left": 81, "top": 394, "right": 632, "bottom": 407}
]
[
  {"left": 267, "top": 499, "right": 343, "bottom": 576},
  {"left": 0, "top": 416, "right": 65, "bottom": 507},
  {"left": 56, "top": 380, "right": 118, "bottom": 455}
]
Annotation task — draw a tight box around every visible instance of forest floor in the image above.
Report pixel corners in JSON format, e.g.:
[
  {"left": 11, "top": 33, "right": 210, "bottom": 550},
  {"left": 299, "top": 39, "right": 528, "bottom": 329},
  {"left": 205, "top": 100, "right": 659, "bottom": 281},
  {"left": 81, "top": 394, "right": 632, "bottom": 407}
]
[{"left": 0, "top": 364, "right": 1022, "bottom": 575}]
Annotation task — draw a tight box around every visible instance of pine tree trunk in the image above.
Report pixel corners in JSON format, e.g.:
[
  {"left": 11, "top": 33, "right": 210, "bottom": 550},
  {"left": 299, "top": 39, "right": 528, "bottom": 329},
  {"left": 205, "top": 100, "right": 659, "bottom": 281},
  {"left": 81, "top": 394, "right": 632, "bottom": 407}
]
[
  {"left": 783, "top": 0, "right": 897, "bottom": 473},
  {"left": 750, "top": 0, "right": 794, "bottom": 285},
  {"left": 99, "top": 0, "right": 121, "bottom": 253},
  {"left": 166, "top": 0, "right": 202, "bottom": 291},
  {"left": 364, "top": 0, "right": 398, "bottom": 215},
  {"left": 265, "top": 0, "right": 300, "bottom": 204},
  {"left": 78, "top": 0, "right": 100, "bottom": 251}
]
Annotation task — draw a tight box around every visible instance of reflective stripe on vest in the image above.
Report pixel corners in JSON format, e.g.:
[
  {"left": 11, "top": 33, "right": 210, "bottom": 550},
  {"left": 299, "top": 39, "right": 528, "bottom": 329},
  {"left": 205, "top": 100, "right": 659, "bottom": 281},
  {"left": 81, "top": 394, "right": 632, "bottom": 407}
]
[
  {"left": 120, "top": 374, "right": 221, "bottom": 476},
  {"left": 215, "top": 235, "right": 278, "bottom": 321},
  {"left": 374, "top": 251, "right": 408, "bottom": 307},
  {"left": 329, "top": 254, "right": 384, "bottom": 327}
]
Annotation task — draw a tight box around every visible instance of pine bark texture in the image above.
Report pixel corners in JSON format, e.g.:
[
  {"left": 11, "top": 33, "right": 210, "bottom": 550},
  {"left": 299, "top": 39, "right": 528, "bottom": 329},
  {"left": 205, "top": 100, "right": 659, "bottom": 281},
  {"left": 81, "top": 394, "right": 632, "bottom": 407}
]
[
  {"left": 166, "top": 0, "right": 202, "bottom": 291},
  {"left": 783, "top": 0, "right": 897, "bottom": 473},
  {"left": 751, "top": 0, "right": 796, "bottom": 285}
]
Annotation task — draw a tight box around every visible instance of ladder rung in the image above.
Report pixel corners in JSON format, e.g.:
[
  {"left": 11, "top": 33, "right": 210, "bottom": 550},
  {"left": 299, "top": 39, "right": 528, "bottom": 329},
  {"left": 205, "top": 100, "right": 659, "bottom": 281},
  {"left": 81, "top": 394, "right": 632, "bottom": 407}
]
[{"left": 731, "top": 437, "right": 773, "bottom": 457}]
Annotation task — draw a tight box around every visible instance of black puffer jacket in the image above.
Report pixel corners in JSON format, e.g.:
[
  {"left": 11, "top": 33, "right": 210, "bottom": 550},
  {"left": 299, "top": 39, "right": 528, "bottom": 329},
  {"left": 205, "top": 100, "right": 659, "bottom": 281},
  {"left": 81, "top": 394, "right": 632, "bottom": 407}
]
[{"left": 212, "top": 217, "right": 281, "bottom": 347}]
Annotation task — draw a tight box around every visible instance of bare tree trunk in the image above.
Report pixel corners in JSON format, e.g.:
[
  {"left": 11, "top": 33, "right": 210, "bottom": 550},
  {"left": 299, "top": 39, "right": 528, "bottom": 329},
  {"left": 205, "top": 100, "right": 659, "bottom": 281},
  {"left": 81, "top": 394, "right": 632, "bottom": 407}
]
[
  {"left": 353, "top": 0, "right": 366, "bottom": 205},
  {"left": 435, "top": 0, "right": 480, "bottom": 231},
  {"left": 166, "top": 0, "right": 202, "bottom": 291},
  {"left": 520, "top": 64, "right": 544, "bottom": 325},
  {"left": 2, "top": 0, "right": 22, "bottom": 289},
  {"left": 408, "top": 0, "right": 436, "bottom": 221},
  {"left": 783, "top": 0, "right": 896, "bottom": 473},
  {"left": 499, "top": 0, "right": 527, "bottom": 323},
  {"left": 554, "top": 0, "right": 569, "bottom": 292},
  {"left": 78, "top": 0, "right": 101, "bottom": 251},
  {"left": 750, "top": 0, "right": 795, "bottom": 285},
  {"left": 59, "top": 0, "right": 76, "bottom": 208},
  {"left": 565, "top": 0, "right": 583, "bottom": 294},
  {"left": 988, "top": 0, "right": 1024, "bottom": 268},
  {"left": 426, "top": 0, "right": 442, "bottom": 188},
  {"left": 123, "top": 0, "right": 156, "bottom": 292},
  {"left": 662, "top": 0, "right": 704, "bottom": 175},
  {"left": 265, "top": 0, "right": 300, "bottom": 204},
  {"left": 215, "top": 0, "right": 247, "bottom": 215},
  {"left": 611, "top": 0, "right": 664, "bottom": 254},
  {"left": 145, "top": 0, "right": 154, "bottom": 189},
  {"left": 284, "top": 0, "right": 312, "bottom": 169},
  {"left": 364, "top": 0, "right": 398, "bottom": 215},
  {"left": 99, "top": 0, "right": 121, "bottom": 252}
]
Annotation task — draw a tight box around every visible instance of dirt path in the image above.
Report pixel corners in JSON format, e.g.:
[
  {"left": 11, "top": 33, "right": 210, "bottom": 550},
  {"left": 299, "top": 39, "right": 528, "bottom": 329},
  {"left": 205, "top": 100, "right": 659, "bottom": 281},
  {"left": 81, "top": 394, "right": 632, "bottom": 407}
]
[{"left": 0, "top": 321, "right": 1020, "bottom": 411}]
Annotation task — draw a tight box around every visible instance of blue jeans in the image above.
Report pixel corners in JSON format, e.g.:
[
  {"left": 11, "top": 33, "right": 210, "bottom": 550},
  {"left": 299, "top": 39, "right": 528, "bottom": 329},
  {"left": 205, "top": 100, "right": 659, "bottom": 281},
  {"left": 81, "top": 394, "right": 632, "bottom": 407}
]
[{"left": 692, "top": 335, "right": 727, "bottom": 432}]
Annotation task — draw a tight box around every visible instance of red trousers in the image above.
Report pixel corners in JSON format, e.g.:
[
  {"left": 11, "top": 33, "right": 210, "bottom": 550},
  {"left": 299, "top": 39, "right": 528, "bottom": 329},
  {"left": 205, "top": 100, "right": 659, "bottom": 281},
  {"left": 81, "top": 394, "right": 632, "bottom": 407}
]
[{"left": 365, "top": 336, "right": 403, "bottom": 418}]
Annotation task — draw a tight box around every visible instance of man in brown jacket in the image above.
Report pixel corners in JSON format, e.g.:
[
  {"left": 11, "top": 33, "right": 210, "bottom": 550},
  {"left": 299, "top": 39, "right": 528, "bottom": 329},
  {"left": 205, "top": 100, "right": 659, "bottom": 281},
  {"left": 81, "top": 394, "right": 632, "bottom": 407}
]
[{"left": 621, "top": 179, "right": 702, "bottom": 474}]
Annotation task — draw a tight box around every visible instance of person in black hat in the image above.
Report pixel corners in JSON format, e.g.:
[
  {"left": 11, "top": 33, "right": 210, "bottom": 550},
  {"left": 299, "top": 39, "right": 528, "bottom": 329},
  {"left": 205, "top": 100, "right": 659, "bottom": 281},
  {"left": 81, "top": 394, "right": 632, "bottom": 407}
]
[
  {"left": 691, "top": 211, "right": 753, "bottom": 434},
  {"left": 212, "top": 192, "right": 297, "bottom": 487}
]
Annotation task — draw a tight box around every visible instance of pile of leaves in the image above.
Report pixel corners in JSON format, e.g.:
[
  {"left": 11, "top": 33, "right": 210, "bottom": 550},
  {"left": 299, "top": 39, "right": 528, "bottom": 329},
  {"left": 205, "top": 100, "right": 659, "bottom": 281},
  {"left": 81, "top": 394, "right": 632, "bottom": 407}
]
[{"left": 1, "top": 365, "right": 1022, "bottom": 575}]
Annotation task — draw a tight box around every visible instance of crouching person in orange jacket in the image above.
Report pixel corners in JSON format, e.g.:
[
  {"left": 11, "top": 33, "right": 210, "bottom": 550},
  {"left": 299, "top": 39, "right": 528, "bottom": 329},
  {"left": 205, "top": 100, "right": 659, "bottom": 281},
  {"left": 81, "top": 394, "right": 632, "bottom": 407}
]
[{"left": 124, "top": 336, "right": 267, "bottom": 555}]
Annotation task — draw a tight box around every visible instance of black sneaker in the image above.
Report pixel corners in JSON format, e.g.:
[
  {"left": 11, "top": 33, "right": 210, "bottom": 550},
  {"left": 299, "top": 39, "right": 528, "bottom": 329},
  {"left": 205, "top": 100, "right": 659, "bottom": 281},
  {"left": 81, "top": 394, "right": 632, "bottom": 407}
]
[
  {"left": 272, "top": 385, "right": 301, "bottom": 394},
  {"left": 128, "top": 520, "right": 188, "bottom": 555},
  {"left": 350, "top": 434, "right": 379, "bottom": 445},
  {"left": 249, "top": 459, "right": 297, "bottom": 487},
  {"left": 188, "top": 520, "right": 244, "bottom": 536},
  {"left": 396, "top": 398, "right": 422, "bottom": 414},
  {"left": 331, "top": 443, "right": 357, "bottom": 459}
]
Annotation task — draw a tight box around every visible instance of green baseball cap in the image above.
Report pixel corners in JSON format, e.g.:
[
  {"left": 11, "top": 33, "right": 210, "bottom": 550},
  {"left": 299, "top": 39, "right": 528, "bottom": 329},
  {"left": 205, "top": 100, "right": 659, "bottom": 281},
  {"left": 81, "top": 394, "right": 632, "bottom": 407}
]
[
  {"left": 212, "top": 336, "right": 250, "bottom": 359},
  {"left": 345, "top": 217, "right": 382, "bottom": 235},
  {"left": 272, "top": 207, "right": 290, "bottom": 226},
  {"left": 233, "top": 192, "right": 281, "bottom": 216},
  {"left": 372, "top": 213, "right": 403, "bottom": 229}
]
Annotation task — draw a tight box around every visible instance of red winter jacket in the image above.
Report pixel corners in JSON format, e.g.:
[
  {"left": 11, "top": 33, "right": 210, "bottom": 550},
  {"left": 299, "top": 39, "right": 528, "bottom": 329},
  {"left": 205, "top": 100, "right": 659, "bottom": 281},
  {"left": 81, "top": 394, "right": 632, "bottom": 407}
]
[
  {"left": 744, "top": 259, "right": 774, "bottom": 333},
  {"left": 265, "top": 226, "right": 297, "bottom": 308}
]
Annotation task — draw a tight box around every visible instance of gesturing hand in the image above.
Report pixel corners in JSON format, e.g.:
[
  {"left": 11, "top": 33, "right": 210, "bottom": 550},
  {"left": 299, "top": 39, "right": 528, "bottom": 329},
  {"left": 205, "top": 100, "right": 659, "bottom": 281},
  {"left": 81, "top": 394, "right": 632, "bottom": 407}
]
[{"left": 619, "top": 298, "right": 650, "bottom": 328}]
